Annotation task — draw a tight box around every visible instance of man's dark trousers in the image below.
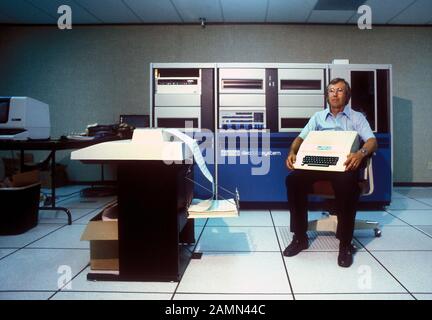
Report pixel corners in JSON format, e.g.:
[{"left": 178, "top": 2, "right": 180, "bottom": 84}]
[{"left": 286, "top": 169, "right": 361, "bottom": 246}]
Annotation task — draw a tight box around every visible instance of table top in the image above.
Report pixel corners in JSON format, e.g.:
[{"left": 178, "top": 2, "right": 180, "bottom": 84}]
[{"left": 0, "top": 136, "right": 125, "bottom": 151}]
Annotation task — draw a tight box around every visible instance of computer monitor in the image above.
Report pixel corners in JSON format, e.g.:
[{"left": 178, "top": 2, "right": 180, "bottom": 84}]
[
  {"left": 0, "top": 97, "right": 50, "bottom": 140},
  {"left": 0, "top": 98, "right": 9, "bottom": 123},
  {"left": 119, "top": 114, "right": 150, "bottom": 128}
]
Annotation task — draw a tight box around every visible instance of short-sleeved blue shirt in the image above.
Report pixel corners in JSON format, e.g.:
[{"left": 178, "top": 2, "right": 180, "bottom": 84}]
[{"left": 299, "top": 106, "right": 375, "bottom": 143}]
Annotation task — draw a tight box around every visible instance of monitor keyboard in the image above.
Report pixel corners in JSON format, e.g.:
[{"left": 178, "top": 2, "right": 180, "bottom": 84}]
[{"left": 301, "top": 155, "right": 339, "bottom": 167}]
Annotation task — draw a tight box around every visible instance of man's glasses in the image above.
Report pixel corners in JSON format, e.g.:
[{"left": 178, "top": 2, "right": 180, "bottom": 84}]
[{"left": 327, "top": 88, "right": 345, "bottom": 95}]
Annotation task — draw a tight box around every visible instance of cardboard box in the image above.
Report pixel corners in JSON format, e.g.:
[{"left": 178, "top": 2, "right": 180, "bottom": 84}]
[
  {"left": 0, "top": 170, "right": 40, "bottom": 188},
  {"left": 10, "top": 170, "right": 40, "bottom": 187},
  {"left": 80, "top": 204, "right": 119, "bottom": 271},
  {"left": 39, "top": 164, "right": 68, "bottom": 189}
]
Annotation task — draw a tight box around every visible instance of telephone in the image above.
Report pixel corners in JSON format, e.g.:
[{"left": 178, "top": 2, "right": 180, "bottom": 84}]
[{"left": 86, "top": 122, "right": 135, "bottom": 139}]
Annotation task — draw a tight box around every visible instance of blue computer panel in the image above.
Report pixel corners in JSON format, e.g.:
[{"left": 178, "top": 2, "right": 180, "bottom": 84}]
[
  {"left": 212, "top": 132, "right": 391, "bottom": 207},
  {"left": 215, "top": 131, "right": 294, "bottom": 203}
]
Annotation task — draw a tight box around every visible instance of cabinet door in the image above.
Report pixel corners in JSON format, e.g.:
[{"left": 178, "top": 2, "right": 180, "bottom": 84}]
[
  {"left": 350, "top": 70, "right": 376, "bottom": 132},
  {"left": 329, "top": 68, "right": 377, "bottom": 132}
]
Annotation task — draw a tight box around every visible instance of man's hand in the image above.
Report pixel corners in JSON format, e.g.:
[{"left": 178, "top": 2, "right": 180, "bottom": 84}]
[
  {"left": 286, "top": 137, "right": 303, "bottom": 170},
  {"left": 286, "top": 153, "right": 296, "bottom": 170},
  {"left": 344, "top": 152, "right": 364, "bottom": 171}
]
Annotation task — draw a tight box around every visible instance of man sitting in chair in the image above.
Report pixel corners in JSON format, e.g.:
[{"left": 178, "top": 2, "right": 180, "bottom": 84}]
[{"left": 284, "top": 78, "right": 378, "bottom": 268}]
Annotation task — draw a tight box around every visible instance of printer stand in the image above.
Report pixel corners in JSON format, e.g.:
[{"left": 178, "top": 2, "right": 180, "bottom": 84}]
[{"left": 88, "top": 161, "right": 195, "bottom": 282}]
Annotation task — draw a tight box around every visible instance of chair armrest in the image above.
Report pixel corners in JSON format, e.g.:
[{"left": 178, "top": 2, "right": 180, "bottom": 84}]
[{"left": 361, "top": 155, "right": 374, "bottom": 196}]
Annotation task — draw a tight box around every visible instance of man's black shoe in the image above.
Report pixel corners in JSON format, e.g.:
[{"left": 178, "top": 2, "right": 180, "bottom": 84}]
[
  {"left": 283, "top": 235, "right": 309, "bottom": 257},
  {"left": 338, "top": 244, "right": 356, "bottom": 268}
]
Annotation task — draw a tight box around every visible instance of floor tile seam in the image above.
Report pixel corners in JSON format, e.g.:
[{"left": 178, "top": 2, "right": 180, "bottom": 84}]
[
  {"left": 352, "top": 236, "right": 415, "bottom": 299},
  {"left": 385, "top": 208, "right": 432, "bottom": 211},
  {"left": 269, "top": 209, "right": 296, "bottom": 300},
  {"left": 23, "top": 246, "right": 90, "bottom": 250},
  {"left": 370, "top": 225, "right": 432, "bottom": 227},
  {"left": 54, "top": 198, "right": 116, "bottom": 211},
  {"left": 51, "top": 191, "right": 84, "bottom": 205},
  {"left": 174, "top": 291, "right": 292, "bottom": 295},
  {"left": 0, "top": 289, "right": 55, "bottom": 292},
  {"left": 384, "top": 210, "right": 428, "bottom": 225},
  {"left": 400, "top": 195, "right": 432, "bottom": 207},
  {"left": 48, "top": 263, "right": 90, "bottom": 300},
  {"left": 70, "top": 207, "right": 102, "bottom": 223},
  {"left": 10, "top": 247, "right": 90, "bottom": 251},
  {"left": 0, "top": 224, "right": 69, "bottom": 258},
  {"left": 54, "top": 290, "right": 177, "bottom": 294},
  {"left": 292, "top": 291, "right": 416, "bottom": 295},
  {"left": 204, "top": 225, "right": 276, "bottom": 228},
  {"left": 192, "top": 249, "right": 377, "bottom": 253},
  {"left": 39, "top": 206, "right": 105, "bottom": 225},
  {"left": 378, "top": 213, "right": 432, "bottom": 240},
  {"left": 172, "top": 218, "right": 210, "bottom": 300}
]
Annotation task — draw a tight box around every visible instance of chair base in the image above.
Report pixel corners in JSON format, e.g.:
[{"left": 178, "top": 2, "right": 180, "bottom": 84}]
[{"left": 307, "top": 213, "right": 381, "bottom": 237}]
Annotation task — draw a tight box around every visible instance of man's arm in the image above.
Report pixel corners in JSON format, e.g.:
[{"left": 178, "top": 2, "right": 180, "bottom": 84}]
[
  {"left": 286, "top": 136, "right": 303, "bottom": 170},
  {"left": 344, "top": 137, "right": 378, "bottom": 171},
  {"left": 361, "top": 137, "right": 378, "bottom": 156}
]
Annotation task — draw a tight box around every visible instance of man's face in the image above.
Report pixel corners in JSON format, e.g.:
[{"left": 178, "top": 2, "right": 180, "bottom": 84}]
[{"left": 327, "top": 81, "right": 347, "bottom": 109}]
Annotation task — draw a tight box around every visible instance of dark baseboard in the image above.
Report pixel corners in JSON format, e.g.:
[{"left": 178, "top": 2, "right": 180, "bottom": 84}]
[
  {"left": 72, "top": 181, "right": 432, "bottom": 188},
  {"left": 394, "top": 182, "right": 432, "bottom": 187},
  {"left": 240, "top": 201, "right": 387, "bottom": 211},
  {"left": 69, "top": 180, "right": 117, "bottom": 186}
]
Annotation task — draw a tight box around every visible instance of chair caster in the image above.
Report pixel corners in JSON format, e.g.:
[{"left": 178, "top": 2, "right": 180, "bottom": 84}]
[{"left": 374, "top": 228, "right": 382, "bottom": 237}]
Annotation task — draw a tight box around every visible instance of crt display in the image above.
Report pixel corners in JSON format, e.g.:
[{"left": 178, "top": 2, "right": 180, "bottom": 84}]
[{"left": 0, "top": 100, "right": 10, "bottom": 124}]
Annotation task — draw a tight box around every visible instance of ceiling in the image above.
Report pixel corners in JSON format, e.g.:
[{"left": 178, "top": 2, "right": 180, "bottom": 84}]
[{"left": 0, "top": 0, "right": 431, "bottom": 26}]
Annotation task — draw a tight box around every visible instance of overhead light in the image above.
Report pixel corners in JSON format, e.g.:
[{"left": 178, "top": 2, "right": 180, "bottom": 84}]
[
  {"left": 199, "top": 17, "right": 206, "bottom": 28},
  {"left": 314, "top": 0, "right": 366, "bottom": 11}
]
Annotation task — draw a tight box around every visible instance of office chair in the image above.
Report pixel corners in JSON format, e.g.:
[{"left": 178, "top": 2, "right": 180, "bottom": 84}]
[{"left": 307, "top": 156, "right": 382, "bottom": 237}]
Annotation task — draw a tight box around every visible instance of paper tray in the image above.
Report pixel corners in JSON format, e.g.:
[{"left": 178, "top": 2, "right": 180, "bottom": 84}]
[{"left": 187, "top": 198, "right": 240, "bottom": 219}]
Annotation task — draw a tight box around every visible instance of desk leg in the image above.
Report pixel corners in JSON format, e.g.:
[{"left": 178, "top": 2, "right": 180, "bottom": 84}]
[
  {"left": 39, "top": 206, "right": 72, "bottom": 225},
  {"left": 15, "top": 148, "right": 72, "bottom": 225},
  {"left": 50, "top": 150, "right": 56, "bottom": 208},
  {"left": 39, "top": 150, "right": 72, "bottom": 225}
]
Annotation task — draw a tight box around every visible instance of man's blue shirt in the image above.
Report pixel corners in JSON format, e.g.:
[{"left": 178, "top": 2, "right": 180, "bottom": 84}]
[{"left": 299, "top": 105, "right": 375, "bottom": 142}]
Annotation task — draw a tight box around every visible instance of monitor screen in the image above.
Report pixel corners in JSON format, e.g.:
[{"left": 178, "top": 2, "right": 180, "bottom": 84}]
[
  {"left": 0, "top": 99, "right": 10, "bottom": 124},
  {"left": 119, "top": 114, "right": 150, "bottom": 128}
]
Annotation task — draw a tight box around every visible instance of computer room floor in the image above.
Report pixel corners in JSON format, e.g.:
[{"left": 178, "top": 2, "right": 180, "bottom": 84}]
[{"left": 0, "top": 185, "right": 431, "bottom": 300}]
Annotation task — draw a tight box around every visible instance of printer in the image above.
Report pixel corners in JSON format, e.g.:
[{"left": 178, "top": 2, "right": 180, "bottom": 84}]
[
  {"left": 71, "top": 128, "right": 193, "bottom": 162},
  {"left": 0, "top": 97, "right": 50, "bottom": 140}
]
